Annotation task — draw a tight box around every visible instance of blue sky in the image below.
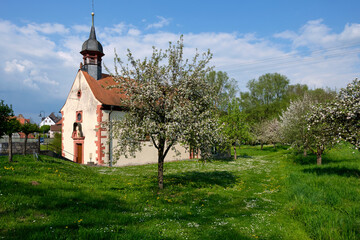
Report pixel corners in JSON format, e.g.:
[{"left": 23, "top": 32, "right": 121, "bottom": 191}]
[{"left": 1, "top": 0, "right": 360, "bottom": 122}]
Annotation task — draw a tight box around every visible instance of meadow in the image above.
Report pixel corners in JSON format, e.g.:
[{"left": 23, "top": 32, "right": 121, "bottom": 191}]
[{"left": 0, "top": 143, "right": 359, "bottom": 239}]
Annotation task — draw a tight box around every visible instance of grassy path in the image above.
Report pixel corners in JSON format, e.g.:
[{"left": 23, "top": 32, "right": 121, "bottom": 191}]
[{"left": 1, "top": 144, "right": 359, "bottom": 239}]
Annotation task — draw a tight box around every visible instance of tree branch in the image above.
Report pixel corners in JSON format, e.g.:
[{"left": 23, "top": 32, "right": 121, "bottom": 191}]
[
  {"left": 163, "top": 141, "right": 175, "bottom": 159},
  {"left": 151, "top": 135, "right": 159, "bottom": 149}
]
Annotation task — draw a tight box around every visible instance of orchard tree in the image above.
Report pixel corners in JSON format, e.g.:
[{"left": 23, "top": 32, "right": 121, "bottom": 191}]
[
  {"left": 264, "top": 118, "right": 281, "bottom": 149},
  {"left": 108, "top": 36, "right": 220, "bottom": 189},
  {"left": 280, "top": 94, "right": 314, "bottom": 156},
  {"left": 323, "top": 79, "right": 360, "bottom": 149},
  {"left": 221, "top": 98, "right": 249, "bottom": 159},
  {"left": 307, "top": 104, "right": 337, "bottom": 165},
  {"left": 4, "top": 118, "right": 21, "bottom": 162},
  {"left": 252, "top": 118, "right": 280, "bottom": 150},
  {"left": 20, "top": 122, "right": 39, "bottom": 155}
]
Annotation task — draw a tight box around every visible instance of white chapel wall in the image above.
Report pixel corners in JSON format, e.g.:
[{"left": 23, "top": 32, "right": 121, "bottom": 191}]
[
  {"left": 62, "top": 71, "right": 99, "bottom": 164},
  {"left": 101, "top": 110, "right": 190, "bottom": 167}
]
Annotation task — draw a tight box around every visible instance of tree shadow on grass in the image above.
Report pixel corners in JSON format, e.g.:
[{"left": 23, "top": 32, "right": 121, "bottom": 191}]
[
  {"left": 303, "top": 166, "right": 360, "bottom": 178},
  {"left": 166, "top": 171, "right": 237, "bottom": 188}
]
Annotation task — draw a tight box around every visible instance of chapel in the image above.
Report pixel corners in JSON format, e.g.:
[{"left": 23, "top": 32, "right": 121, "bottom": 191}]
[{"left": 60, "top": 13, "right": 190, "bottom": 166}]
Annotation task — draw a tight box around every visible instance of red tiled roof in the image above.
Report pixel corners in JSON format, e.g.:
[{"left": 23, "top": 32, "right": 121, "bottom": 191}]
[
  {"left": 50, "top": 124, "right": 61, "bottom": 132},
  {"left": 82, "top": 71, "right": 127, "bottom": 107},
  {"left": 15, "top": 114, "right": 30, "bottom": 125}
]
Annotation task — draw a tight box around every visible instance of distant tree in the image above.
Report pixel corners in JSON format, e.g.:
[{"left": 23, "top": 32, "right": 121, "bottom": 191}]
[
  {"left": 307, "top": 87, "right": 336, "bottom": 104},
  {"left": 20, "top": 122, "right": 39, "bottom": 155},
  {"left": 280, "top": 94, "right": 314, "bottom": 155},
  {"left": 206, "top": 71, "right": 237, "bottom": 112},
  {"left": 0, "top": 100, "right": 14, "bottom": 137},
  {"left": 40, "top": 125, "right": 50, "bottom": 135},
  {"left": 221, "top": 98, "right": 250, "bottom": 159},
  {"left": 240, "top": 73, "right": 290, "bottom": 123},
  {"left": 253, "top": 118, "right": 280, "bottom": 150},
  {"left": 264, "top": 118, "right": 281, "bottom": 149},
  {"left": 4, "top": 118, "right": 21, "bottom": 162},
  {"left": 286, "top": 84, "right": 309, "bottom": 98},
  {"left": 109, "top": 36, "right": 220, "bottom": 189}
]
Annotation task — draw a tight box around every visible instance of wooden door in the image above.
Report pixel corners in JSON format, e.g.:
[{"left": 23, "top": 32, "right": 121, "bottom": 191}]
[{"left": 76, "top": 144, "right": 83, "bottom": 163}]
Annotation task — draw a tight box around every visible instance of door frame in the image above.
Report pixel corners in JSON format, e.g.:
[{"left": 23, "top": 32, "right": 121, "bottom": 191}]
[{"left": 73, "top": 140, "right": 84, "bottom": 164}]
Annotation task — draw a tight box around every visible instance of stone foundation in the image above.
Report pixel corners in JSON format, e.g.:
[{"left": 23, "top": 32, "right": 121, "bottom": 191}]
[{"left": 0, "top": 142, "right": 39, "bottom": 155}]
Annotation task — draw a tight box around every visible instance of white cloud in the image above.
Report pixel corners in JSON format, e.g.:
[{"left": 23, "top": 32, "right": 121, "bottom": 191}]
[
  {"left": 4, "top": 59, "right": 33, "bottom": 73},
  {"left": 72, "top": 25, "right": 89, "bottom": 33},
  {"left": 128, "top": 28, "right": 141, "bottom": 36},
  {"left": 275, "top": 19, "right": 360, "bottom": 49},
  {"left": 146, "top": 16, "right": 171, "bottom": 29},
  {"left": 20, "top": 23, "right": 69, "bottom": 35},
  {"left": 2, "top": 18, "right": 360, "bottom": 117}
]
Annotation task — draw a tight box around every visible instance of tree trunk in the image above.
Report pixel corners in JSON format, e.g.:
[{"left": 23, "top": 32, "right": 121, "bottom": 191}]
[
  {"left": 303, "top": 149, "right": 307, "bottom": 157},
  {"left": 273, "top": 143, "right": 276, "bottom": 149},
  {"left": 233, "top": 144, "right": 237, "bottom": 160},
  {"left": 316, "top": 147, "right": 322, "bottom": 165},
  {"left": 158, "top": 151, "right": 164, "bottom": 190},
  {"left": 23, "top": 134, "right": 28, "bottom": 155},
  {"left": 157, "top": 138, "right": 166, "bottom": 190},
  {"left": 8, "top": 134, "right": 13, "bottom": 162},
  {"left": 261, "top": 142, "right": 264, "bottom": 150}
]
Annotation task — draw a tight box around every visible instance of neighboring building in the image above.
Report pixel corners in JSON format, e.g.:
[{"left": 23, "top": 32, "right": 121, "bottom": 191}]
[
  {"left": 40, "top": 112, "right": 61, "bottom": 127},
  {"left": 15, "top": 114, "right": 35, "bottom": 139},
  {"left": 49, "top": 119, "right": 62, "bottom": 138},
  {"left": 60, "top": 13, "right": 189, "bottom": 166}
]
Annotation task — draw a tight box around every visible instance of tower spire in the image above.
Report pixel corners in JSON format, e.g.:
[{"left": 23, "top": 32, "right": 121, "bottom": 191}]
[{"left": 80, "top": 8, "right": 104, "bottom": 80}]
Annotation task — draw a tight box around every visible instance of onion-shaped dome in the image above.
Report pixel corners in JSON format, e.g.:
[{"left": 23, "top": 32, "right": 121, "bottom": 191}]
[{"left": 81, "top": 26, "right": 104, "bottom": 54}]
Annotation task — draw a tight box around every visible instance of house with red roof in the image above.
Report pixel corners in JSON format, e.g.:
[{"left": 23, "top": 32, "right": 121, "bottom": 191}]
[
  {"left": 61, "top": 13, "right": 189, "bottom": 166},
  {"left": 15, "top": 114, "right": 35, "bottom": 139}
]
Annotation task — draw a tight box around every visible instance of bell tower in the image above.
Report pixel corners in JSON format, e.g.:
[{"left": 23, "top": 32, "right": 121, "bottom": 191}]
[{"left": 80, "top": 12, "right": 104, "bottom": 80}]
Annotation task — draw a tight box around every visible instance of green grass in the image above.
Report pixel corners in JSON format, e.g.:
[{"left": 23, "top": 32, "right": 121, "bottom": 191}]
[{"left": 1, "top": 143, "right": 360, "bottom": 239}]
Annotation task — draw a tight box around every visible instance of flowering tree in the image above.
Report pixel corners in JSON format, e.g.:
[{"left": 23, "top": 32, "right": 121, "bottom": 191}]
[
  {"left": 280, "top": 94, "right": 314, "bottom": 155},
  {"left": 326, "top": 79, "right": 360, "bottom": 149},
  {"left": 109, "top": 37, "right": 220, "bottom": 189},
  {"left": 306, "top": 104, "right": 337, "bottom": 165},
  {"left": 252, "top": 118, "right": 280, "bottom": 149},
  {"left": 305, "top": 79, "right": 360, "bottom": 165}
]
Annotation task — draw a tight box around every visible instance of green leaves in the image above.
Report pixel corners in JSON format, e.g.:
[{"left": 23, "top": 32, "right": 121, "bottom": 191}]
[{"left": 0, "top": 100, "right": 14, "bottom": 137}]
